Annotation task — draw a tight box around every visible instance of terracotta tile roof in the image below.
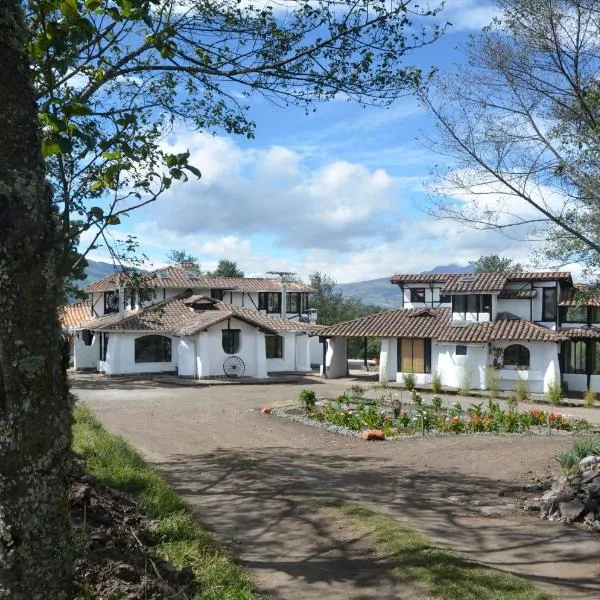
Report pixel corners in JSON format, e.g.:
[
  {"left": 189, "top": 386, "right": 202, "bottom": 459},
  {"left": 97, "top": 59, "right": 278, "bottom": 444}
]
[
  {"left": 559, "top": 327, "right": 600, "bottom": 340},
  {"left": 441, "top": 273, "right": 508, "bottom": 293},
  {"left": 508, "top": 271, "right": 573, "bottom": 283},
  {"left": 79, "top": 295, "right": 318, "bottom": 336},
  {"left": 318, "top": 308, "right": 565, "bottom": 343},
  {"left": 436, "top": 315, "right": 566, "bottom": 343},
  {"left": 79, "top": 310, "right": 137, "bottom": 330},
  {"left": 318, "top": 308, "right": 451, "bottom": 338},
  {"left": 497, "top": 289, "right": 538, "bottom": 299},
  {"left": 84, "top": 266, "right": 311, "bottom": 293},
  {"left": 60, "top": 301, "right": 92, "bottom": 329},
  {"left": 390, "top": 273, "right": 456, "bottom": 284},
  {"left": 559, "top": 286, "right": 600, "bottom": 307}
]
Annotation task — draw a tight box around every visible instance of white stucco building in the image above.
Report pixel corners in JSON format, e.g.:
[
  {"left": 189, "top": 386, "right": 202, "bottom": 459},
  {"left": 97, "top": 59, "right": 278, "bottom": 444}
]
[
  {"left": 61, "top": 266, "right": 324, "bottom": 378},
  {"left": 318, "top": 271, "right": 600, "bottom": 394}
]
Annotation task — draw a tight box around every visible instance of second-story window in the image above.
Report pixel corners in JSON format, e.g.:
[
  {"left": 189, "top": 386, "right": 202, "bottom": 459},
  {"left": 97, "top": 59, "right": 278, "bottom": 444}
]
[
  {"left": 452, "top": 294, "right": 492, "bottom": 318},
  {"left": 211, "top": 289, "right": 226, "bottom": 301},
  {"left": 410, "top": 288, "right": 426, "bottom": 303},
  {"left": 259, "top": 292, "right": 281, "bottom": 313},
  {"left": 104, "top": 290, "right": 120, "bottom": 314},
  {"left": 439, "top": 293, "right": 452, "bottom": 304},
  {"left": 542, "top": 287, "right": 557, "bottom": 321}
]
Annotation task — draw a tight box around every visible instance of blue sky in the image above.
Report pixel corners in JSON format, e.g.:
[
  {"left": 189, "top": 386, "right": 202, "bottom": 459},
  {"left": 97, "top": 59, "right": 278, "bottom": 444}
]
[{"left": 85, "top": 0, "right": 568, "bottom": 283}]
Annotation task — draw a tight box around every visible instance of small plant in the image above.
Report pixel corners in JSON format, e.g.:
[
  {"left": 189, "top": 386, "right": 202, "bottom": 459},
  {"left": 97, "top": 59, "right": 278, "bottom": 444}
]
[
  {"left": 485, "top": 367, "right": 501, "bottom": 399},
  {"left": 431, "top": 372, "right": 443, "bottom": 394},
  {"left": 348, "top": 384, "right": 365, "bottom": 400},
  {"left": 458, "top": 370, "right": 472, "bottom": 395},
  {"left": 298, "top": 389, "right": 316, "bottom": 413},
  {"left": 468, "top": 401, "right": 483, "bottom": 417},
  {"left": 515, "top": 376, "right": 528, "bottom": 402},
  {"left": 402, "top": 371, "right": 416, "bottom": 391},
  {"left": 506, "top": 395, "right": 518, "bottom": 413},
  {"left": 431, "top": 396, "right": 442, "bottom": 413},
  {"left": 411, "top": 391, "right": 423, "bottom": 407},
  {"left": 547, "top": 379, "right": 562, "bottom": 406},
  {"left": 556, "top": 437, "right": 600, "bottom": 475},
  {"left": 584, "top": 387, "right": 597, "bottom": 408}
]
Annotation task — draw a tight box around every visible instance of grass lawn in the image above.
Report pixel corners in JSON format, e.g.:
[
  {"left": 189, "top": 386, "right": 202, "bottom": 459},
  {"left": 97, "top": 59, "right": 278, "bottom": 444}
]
[
  {"left": 73, "top": 404, "right": 259, "bottom": 600},
  {"left": 340, "top": 503, "right": 555, "bottom": 600}
]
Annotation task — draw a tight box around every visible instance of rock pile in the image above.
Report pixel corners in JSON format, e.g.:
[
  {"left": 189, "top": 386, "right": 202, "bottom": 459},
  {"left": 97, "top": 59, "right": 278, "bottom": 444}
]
[{"left": 538, "top": 455, "right": 600, "bottom": 532}]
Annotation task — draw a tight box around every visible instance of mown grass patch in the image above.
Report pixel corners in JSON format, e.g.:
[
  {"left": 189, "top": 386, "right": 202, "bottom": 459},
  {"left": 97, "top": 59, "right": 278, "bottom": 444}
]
[
  {"left": 340, "top": 503, "right": 554, "bottom": 600},
  {"left": 73, "top": 405, "right": 258, "bottom": 600}
]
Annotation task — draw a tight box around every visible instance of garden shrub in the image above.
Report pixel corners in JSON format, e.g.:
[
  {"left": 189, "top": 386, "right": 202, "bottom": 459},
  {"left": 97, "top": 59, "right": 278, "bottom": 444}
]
[
  {"left": 556, "top": 437, "right": 600, "bottom": 475},
  {"left": 348, "top": 384, "right": 365, "bottom": 400},
  {"left": 584, "top": 387, "right": 597, "bottom": 408},
  {"left": 547, "top": 379, "right": 562, "bottom": 406},
  {"left": 515, "top": 376, "right": 528, "bottom": 402},
  {"left": 458, "top": 370, "right": 472, "bottom": 395},
  {"left": 485, "top": 367, "right": 500, "bottom": 398},
  {"left": 411, "top": 391, "right": 423, "bottom": 407},
  {"left": 431, "top": 396, "right": 442, "bottom": 413},
  {"left": 431, "top": 372, "right": 443, "bottom": 394},
  {"left": 506, "top": 395, "right": 519, "bottom": 413},
  {"left": 402, "top": 371, "right": 416, "bottom": 391},
  {"left": 298, "top": 389, "right": 316, "bottom": 413}
]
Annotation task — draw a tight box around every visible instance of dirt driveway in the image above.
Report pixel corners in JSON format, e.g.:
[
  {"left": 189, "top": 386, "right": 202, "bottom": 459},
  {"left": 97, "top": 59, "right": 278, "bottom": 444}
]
[{"left": 75, "top": 376, "right": 600, "bottom": 599}]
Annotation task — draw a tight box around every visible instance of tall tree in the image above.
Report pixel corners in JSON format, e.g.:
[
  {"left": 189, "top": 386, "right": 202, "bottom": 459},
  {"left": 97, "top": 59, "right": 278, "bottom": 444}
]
[
  {"left": 211, "top": 259, "right": 244, "bottom": 278},
  {"left": 0, "top": 0, "right": 72, "bottom": 596},
  {"left": 421, "top": 0, "right": 600, "bottom": 276},
  {"left": 167, "top": 249, "right": 201, "bottom": 271},
  {"left": 470, "top": 255, "right": 523, "bottom": 274}
]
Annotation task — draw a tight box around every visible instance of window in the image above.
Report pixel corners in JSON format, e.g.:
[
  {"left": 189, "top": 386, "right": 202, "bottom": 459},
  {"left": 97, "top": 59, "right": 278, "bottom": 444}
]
[
  {"left": 455, "top": 345, "right": 468, "bottom": 356},
  {"left": 222, "top": 329, "right": 241, "bottom": 354},
  {"left": 503, "top": 344, "right": 530, "bottom": 368},
  {"left": 542, "top": 287, "right": 557, "bottom": 321},
  {"left": 258, "top": 292, "right": 282, "bottom": 313},
  {"left": 565, "top": 305, "right": 588, "bottom": 323},
  {"left": 592, "top": 308, "right": 600, "bottom": 324},
  {"left": 265, "top": 335, "right": 284, "bottom": 358},
  {"left": 211, "top": 289, "right": 226, "bottom": 300},
  {"left": 99, "top": 332, "right": 109, "bottom": 361},
  {"left": 452, "top": 294, "right": 491, "bottom": 318},
  {"left": 104, "top": 290, "right": 120, "bottom": 314},
  {"left": 453, "top": 295, "right": 468, "bottom": 313},
  {"left": 81, "top": 329, "right": 93, "bottom": 346},
  {"left": 397, "top": 338, "right": 431, "bottom": 373},
  {"left": 135, "top": 335, "right": 171, "bottom": 363},
  {"left": 410, "top": 288, "right": 426, "bottom": 303},
  {"left": 439, "top": 293, "right": 452, "bottom": 304},
  {"left": 286, "top": 293, "right": 301, "bottom": 313},
  {"left": 564, "top": 340, "right": 586, "bottom": 374},
  {"left": 138, "top": 288, "right": 154, "bottom": 305}
]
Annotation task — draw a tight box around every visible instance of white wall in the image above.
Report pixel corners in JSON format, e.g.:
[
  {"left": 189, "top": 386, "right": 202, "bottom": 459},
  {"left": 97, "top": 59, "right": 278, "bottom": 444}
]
[
  {"left": 309, "top": 336, "right": 324, "bottom": 367},
  {"left": 402, "top": 284, "right": 448, "bottom": 309},
  {"left": 379, "top": 338, "right": 397, "bottom": 382},
  {"left": 178, "top": 338, "right": 196, "bottom": 377},
  {"left": 265, "top": 331, "right": 302, "bottom": 372},
  {"left": 101, "top": 333, "right": 178, "bottom": 375},
  {"left": 496, "top": 298, "right": 531, "bottom": 320},
  {"left": 436, "top": 343, "right": 487, "bottom": 390},
  {"left": 325, "top": 337, "right": 348, "bottom": 378},
  {"left": 73, "top": 334, "right": 99, "bottom": 370}
]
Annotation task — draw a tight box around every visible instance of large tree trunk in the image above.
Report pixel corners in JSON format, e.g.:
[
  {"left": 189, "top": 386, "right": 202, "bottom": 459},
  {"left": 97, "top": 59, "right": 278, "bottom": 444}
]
[{"left": 0, "top": 1, "right": 72, "bottom": 597}]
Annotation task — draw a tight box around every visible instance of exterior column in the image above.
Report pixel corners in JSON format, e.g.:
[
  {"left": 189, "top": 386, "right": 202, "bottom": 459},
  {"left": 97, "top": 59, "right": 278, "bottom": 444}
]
[{"left": 255, "top": 332, "right": 268, "bottom": 378}]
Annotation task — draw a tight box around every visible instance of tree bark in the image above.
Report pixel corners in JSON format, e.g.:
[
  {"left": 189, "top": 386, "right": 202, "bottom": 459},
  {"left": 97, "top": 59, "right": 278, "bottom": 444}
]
[{"left": 0, "top": 1, "right": 72, "bottom": 598}]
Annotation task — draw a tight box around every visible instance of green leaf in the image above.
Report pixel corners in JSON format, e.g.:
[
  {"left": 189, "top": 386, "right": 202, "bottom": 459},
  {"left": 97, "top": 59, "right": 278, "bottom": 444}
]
[
  {"left": 90, "top": 181, "right": 105, "bottom": 191},
  {"left": 89, "top": 206, "right": 104, "bottom": 220}
]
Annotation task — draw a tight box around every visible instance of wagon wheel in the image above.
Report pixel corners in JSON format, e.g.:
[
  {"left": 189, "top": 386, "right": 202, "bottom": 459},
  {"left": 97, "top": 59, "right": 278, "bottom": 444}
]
[{"left": 223, "top": 356, "right": 245, "bottom": 378}]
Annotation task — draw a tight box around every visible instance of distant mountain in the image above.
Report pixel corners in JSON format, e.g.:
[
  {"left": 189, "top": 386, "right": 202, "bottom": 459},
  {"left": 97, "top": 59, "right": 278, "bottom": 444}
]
[
  {"left": 82, "top": 259, "right": 117, "bottom": 286},
  {"left": 336, "top": 264, "right": 473, "bottom": 308}
]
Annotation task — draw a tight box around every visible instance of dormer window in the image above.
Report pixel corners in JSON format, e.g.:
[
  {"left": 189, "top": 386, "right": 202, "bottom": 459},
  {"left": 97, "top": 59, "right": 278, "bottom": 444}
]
[{"left": 410, "top": 288, "right": 426, "bottom": 303}]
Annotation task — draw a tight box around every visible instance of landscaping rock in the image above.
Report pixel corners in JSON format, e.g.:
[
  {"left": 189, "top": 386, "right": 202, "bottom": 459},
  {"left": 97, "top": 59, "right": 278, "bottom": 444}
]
[
  {"left": 260, "top": 407, "right": 272, "bottom": 414},
  {"left": 579, "top": 455, "right": 600, "bottom": 471},
  {"left": 361, "top": 429, "right": 385, "bottom": 441},
  {"left": 559, "top": 498, "right": 586, "bottom": 522}
]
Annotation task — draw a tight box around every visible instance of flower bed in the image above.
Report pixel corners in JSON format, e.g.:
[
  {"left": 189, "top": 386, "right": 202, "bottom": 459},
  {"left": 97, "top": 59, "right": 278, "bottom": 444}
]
[{"left": 279, "top": 390, "right": 591, "bottom": 439}]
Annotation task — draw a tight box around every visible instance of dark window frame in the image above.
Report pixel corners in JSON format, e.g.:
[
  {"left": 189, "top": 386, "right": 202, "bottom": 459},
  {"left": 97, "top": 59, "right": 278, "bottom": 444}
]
[
  {"left": 265, "top": 334, "right": 284, "bottom": 359},
  {"left": 439, "top": 293, "right": 452, "bottom": 304},
  {"left": 211, "top": 289, "right": 226, "bottom": 300},
  {"left": 503, "top": 344, "right": 530, "bottom": 368},
  {"left": 563, "top": 305, "right": 588, "bottom": 323},
  {"left": 410, "top": 288, "right": 426, "bottom": 303},
  {"left": 99, "top": 332, "right": 109, "bottom": 361},
  {"left": 286, "top": 293, "right": 300, "bottom": 313},
  {"left": 455, "top": 345, "right": 468, "bottom": 356},
  {"left": 258, "top": 292, "right": 282, "bottom": 313},
  {"left": 222, "top": 329, "right": 241, "bottom": 354},
  {"left": 396, "top": 338, "right": 432, "bottom": 374},
  {"left": 542, "top": 287, "right": 557, "bottom": 322},
  {"left": 134, "top": 335, "right": 172, "bottom": 363},
  {"left": 103, "top": 290, "right": 120, "bottom": 314}
]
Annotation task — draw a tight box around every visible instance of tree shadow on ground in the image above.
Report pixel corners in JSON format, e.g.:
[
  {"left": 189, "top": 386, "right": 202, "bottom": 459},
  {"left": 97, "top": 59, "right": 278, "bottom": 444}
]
[{"left": 158, "top": 448, "right": 600, "bottom": 599}]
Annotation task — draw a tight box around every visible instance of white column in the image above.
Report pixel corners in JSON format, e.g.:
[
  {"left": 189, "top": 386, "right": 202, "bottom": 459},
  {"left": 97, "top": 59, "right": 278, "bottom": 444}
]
[
  {"left": 326, "top": 337, "right": 348, "bottom": 378},
  {"left": 255, "top": 333, "right": 268, "bottom": 378}
]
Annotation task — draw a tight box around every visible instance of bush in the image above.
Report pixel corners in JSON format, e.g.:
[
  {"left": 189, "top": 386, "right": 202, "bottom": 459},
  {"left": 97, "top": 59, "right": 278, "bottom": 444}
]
[
  {"left": 547, "top": 379, "right": 562, "bottom": 406},
  {"left": 298, "top": 389, "right": 316, "bottom": 413},
  {"left": 515, "top": 377, "right": 528, "bottom": 402},
  {"left": 584, "top": 387, "right": 597, "bottom": 408},
  {"left": 431, "top": 372, "right": 443, "bottom": 394},
  {"left": 458, "top": 371, "right": 472, "bottom": 395},
  {"left": 431, "top": 396, "right": 442, "bottom": 413},
  {"left": 485, "top": 367, "right": 501, "bottom": 399},
  {"left": 556, "top": 437, "right": 600, "bottom": 475},
  {"left": 402, "top": 372, "right": 416, "bottom": 391},
  {"left": 348, "top": 384, "right": 365, "bottom": 400}
]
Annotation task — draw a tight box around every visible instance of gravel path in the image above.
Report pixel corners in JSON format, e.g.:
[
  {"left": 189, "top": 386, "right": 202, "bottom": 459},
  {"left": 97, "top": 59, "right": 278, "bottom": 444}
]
[{"left": 74, "top": 375, "right": 600, "bottom": 599}]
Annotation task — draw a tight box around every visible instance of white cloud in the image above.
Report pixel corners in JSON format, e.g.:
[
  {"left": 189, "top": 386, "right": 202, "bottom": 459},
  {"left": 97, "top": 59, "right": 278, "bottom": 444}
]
[{"left": 441, "top": 0, "right": 499, "bottom": 31}]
